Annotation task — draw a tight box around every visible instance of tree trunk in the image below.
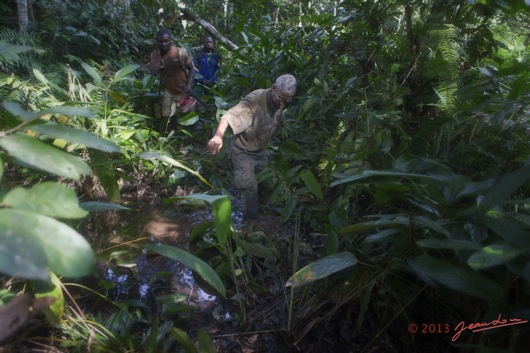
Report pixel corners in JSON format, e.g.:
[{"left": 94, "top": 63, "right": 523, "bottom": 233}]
[
  {"left": 179, "top": 7, "right": 239, "bottom": 51},
  {"left": 17, "top": 0, "right": 30, "bottom": 31}
]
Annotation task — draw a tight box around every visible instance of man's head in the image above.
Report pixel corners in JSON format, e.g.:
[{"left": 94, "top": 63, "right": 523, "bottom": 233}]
[
  {"left": 156, "top": 29, "right": 172, "bottom": 55},
  {"left": 272, "top": 74, "right": 297, "bottom": 107},
  {"left": 202, "top": 36, "right": 214, "bottom": 52}
]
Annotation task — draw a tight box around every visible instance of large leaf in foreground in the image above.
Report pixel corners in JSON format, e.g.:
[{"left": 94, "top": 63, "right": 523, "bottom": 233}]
[
  {"left": 0, "top": 134, "right": 91, "bottom": 181},
  {"left": 144, "top": 242, "right": 226, "bottom": 297},
  {"left": 31, "top": 122, "right": 120, "bottom": 153},
  {"left": 408, "top": 255, "right": 503, "bottom": 301},
  {"left": 0, "top": 209, "right": 95, "bottom": 280},
  {"left": 3, "top": 182, "right": 88, "bottom": 219},
  {"left": 285, "top": 252, "right": 358, "bottom": 288}
]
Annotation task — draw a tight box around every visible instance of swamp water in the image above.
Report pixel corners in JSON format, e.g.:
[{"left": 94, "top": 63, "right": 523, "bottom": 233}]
[{"left": 79, "top": 198, "right": 294, "bottom": 352}]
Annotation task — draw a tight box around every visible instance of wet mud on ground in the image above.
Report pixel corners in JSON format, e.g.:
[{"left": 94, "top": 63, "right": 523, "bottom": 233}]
[{"left": 80, "top": 183, "right": 311, "bottom": 353}]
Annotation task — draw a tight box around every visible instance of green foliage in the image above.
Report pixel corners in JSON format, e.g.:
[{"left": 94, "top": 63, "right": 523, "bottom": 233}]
[
  {"left": 2, "top": 0, "right": 530, "bottom": 351},
  {"left": 144, "top": 242, "right": 226, "bottom": 297}
]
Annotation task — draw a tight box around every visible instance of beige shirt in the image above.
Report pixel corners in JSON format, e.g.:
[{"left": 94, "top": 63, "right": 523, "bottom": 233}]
[{"left": 223, "top": 88, "right": 284, "bottom": 151}]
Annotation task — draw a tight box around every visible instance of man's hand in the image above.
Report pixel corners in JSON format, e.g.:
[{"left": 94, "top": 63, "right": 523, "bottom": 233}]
[{"left": 207, "top": 135, "right": 223, "bottom": 154}]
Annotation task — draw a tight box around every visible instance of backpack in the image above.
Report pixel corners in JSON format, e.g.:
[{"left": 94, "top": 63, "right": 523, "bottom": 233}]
[{"left": 176, "top": 47, "right": 188, "bottom": 72}]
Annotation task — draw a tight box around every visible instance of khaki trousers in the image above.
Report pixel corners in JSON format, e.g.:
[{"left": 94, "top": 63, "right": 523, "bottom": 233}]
[{"left": 231, "top": 141, "right": 267, "bottom": 220}]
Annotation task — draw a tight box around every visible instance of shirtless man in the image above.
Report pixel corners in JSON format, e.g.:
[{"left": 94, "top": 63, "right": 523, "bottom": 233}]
[{"left": 148, "top": 29, "right": 195, "bottom": 132}]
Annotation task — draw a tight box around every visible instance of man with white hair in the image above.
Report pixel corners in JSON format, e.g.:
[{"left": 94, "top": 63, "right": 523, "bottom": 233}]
[{"left": 207, "top": 74, "right": 297, "bottom": 220}]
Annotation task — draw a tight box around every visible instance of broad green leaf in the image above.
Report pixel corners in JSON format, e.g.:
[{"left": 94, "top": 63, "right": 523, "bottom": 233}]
[
  {"left": 279, "top": 141, "right": 309, "bottom": 160},
  {"left": 198, "top": 328, "right": 216, "bottom": 353},
  {"left": 171, "top": 328, "right": 196, "bottom": 353},
  {"left": 0, "top": 134, "right": 91, "bottom": 181},
  {"left": 3, "top": 182, "right": 88, "bottom": 219},
  {"left": 174, "top": 194, "right": 232, "bottom": 247},
  {"left": 285, "top": 252, "right": 358, "bottom": 288},
  {"left": 413, "top": 216, "right": 450, "bottom": 236},
  {"left": 2, "top": 101, "right": 39, "bottom": 121},
  {"left": 113, "top": 64, "right": 140, "bottom": 82},
  {"left": 177, "top": 112, "right": 199, "bottom": 126},
  {"left": 212, "top": 196, "right": 232, "bottom": 247},
  {"left": 145, "top": 242, "right": 226, "bottom": 297},
  {"left": 42, "top": 106, "right": 95, "bottom": 118},
  {"left": 479, "top": 164, "right": 530, "bottom": 213},
  {"left": 33, "top": 272, "right": 64, "bottom": 325},
  {"left": 468, "top": 243, "right": 525, "bottom": 270},
  {"left": 0, "top": 216, "right": 49, "bottom": 279},
  {"left": 0, "top": 157, "right": 3, "bottom": 181},
  {"left": 302, "top": 97, "right": 319, "bottom": 112},
  {"left": 32, "top": 68, "right": 49, "bottom": 85},
  {"left": 0, "top": 209, "right": 95, "bottom": 280},
  {"left": 81, "top": 62, "right": 102, "bottom": 85},
  {"left": 340, "top": 215, "right": 410, "bottom": 233},
  {"left": 80, "top": 201, "right": 131, "bottom": 212},
  {"left": 139, "top": 152, "right": 214, "bottom": 189},
  {"left": 301, "top": 169, "right": 323, "bottom": 199},
  {"left": 89, "top": 149, "right": 121, "bottom": 201},
  {"left": 484, "top": 214, "right": 530, "bottom": 251},
  {"left": 31, "top": 122, "right": 119, "bottom": 152},
  {"left": 363, "top": 228, "right": 401, "bottom": 243},
  {"left": 330, "top": 170, "right": 444, "bottom": 187},
  {"left": 408, "top": 255, "right": 503, "bottom": 301},
  {"left": 417, "top": 239, "right": 481, "bottom": 250},
  {"left": 232, "top": 232, "right": 279, "bottom": 258}
]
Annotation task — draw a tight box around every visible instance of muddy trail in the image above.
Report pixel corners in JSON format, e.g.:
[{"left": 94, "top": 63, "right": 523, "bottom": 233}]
[{"left": 75, "top": 181, "right": 334, "bottom": 353}]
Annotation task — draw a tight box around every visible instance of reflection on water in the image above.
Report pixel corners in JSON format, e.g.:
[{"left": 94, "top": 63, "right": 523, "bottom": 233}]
[{"left": 99, "top": 200, "right": 244, "bottom": 311}]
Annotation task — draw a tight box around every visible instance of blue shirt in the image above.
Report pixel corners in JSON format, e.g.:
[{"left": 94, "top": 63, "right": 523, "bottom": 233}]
[{"left": 194, "top": 49, "right": 221, "bottom": 85}]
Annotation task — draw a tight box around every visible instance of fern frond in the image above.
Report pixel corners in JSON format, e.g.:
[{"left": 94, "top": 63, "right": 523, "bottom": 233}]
[{"left": 427, "top": 24, "right": 463, "bottom": 114}]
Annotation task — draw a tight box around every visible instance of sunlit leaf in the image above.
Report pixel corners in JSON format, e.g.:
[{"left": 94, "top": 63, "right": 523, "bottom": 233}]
[
  {"left": 0, "top": 134, "right": 91, "bottom": 181},
  {"left": 285, "top": 252, "right": 358, "bottom": 288},
  {"left": 408, "top": 255, "right": 503, "bottom": 301},
  {"left": 33, "top": 272, "right": 64, "bottom": 325},
  {"left": 0, "top": 209, "right": 95, "bottom": 280},
  {"left": 139, "top": 152, "right": 214, "bottom": 189},
  {"left": 468, "top": 243, "right": 525, "bottom": 270},
  {"left": 145, "top": 242, "right": 226, "bottom": 297},
  {"left": 31, "top": 122, "right": 119, "bottom": 152},
  {"left": 3, "top": 182, "right": 88, "bottom": 219}
]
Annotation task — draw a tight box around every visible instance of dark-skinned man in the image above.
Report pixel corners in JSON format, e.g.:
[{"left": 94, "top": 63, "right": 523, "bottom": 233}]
[{"left": 148, "top": 29, "right": 195, "bottom": 133}]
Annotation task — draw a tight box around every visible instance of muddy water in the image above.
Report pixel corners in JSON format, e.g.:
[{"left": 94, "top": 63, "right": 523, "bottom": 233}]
[{"left": 96, "top": 203, "right": 243, "bottom": 313}]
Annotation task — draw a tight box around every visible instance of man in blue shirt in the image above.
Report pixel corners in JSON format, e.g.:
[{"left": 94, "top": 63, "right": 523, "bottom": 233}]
[{"left": 193, "top": 35, "right": 221, "bottom": 99}]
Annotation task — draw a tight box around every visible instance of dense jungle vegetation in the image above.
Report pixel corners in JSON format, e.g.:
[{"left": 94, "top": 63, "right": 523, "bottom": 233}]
[{"left": 1, "top": 0, "right": 530, "bottom": 352}]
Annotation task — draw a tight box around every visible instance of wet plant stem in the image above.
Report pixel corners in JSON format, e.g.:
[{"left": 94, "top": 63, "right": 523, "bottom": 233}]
[
  {"left": 225, "top": 238, "right": 246, "bottom": 322},
  {"left": 287, "top": 216, "right": 301, "bottom": 333}
]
